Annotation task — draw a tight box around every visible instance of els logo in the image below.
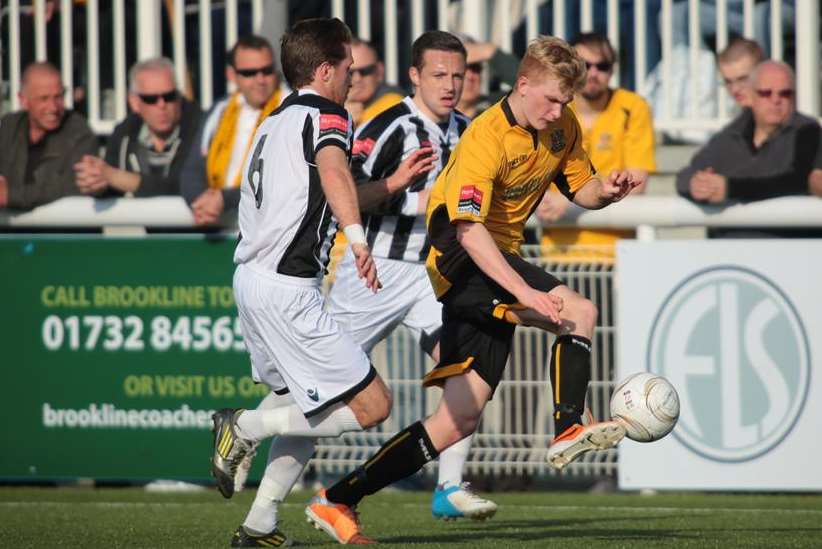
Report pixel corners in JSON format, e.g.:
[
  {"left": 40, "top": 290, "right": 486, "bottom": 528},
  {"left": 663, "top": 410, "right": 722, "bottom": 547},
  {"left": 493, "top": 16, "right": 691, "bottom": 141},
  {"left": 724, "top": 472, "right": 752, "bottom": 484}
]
[{"left": 648, "top": 266, "right": 810, "bottom": 462}]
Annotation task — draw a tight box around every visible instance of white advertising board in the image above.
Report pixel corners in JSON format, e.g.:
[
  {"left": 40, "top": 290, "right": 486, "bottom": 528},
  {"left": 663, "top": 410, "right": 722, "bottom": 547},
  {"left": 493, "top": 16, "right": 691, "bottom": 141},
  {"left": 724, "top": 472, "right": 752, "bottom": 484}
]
[{"left": 616, "top": 240, "right": 821, "bottom": 491}]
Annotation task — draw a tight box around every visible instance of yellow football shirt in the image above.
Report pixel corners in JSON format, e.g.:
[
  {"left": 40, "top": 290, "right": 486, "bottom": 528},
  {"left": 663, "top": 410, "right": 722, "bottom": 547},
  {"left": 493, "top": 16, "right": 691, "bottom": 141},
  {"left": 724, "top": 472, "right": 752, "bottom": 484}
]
[{"left": 426, "top": 97, "right": 595, "bottom": 298}]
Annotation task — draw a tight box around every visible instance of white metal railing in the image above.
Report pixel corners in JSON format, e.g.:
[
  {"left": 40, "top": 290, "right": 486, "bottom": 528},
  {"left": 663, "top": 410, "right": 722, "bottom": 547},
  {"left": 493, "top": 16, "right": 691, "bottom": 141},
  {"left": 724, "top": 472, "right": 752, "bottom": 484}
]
[
  {"left": 4, "top": 195, "right": 822, "bottom": 231},
  {"left": 2, "top": 1, "right": 818, "bottom": 134}
]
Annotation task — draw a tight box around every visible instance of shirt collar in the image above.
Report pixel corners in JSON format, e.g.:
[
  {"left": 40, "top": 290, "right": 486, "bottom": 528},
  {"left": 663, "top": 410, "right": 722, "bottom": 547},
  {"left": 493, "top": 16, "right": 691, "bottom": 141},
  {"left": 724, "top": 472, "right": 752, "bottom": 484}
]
[
  {"left": 138, "top": 122, "right": 181, "bottom": 152},
  {"left": 403, "top": 95, "right": 455, "bottom": 138}
]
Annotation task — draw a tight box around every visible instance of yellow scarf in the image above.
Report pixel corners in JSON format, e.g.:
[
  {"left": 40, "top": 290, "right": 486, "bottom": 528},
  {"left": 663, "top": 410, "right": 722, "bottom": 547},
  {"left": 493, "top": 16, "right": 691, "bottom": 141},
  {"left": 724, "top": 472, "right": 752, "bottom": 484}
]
[{"left": 206, "top": 89, "right": 282, "bottom": 189}]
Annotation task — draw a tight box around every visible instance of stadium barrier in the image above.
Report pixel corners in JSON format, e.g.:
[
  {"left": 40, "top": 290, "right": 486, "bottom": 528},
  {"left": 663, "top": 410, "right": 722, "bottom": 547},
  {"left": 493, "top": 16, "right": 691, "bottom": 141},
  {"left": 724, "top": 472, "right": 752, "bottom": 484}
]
[
  {"left": 3, "top": 195, "right": 820, "bottom": 481},
  {"left": 2, "top": 1, "right": 818, "bottom": 133}
]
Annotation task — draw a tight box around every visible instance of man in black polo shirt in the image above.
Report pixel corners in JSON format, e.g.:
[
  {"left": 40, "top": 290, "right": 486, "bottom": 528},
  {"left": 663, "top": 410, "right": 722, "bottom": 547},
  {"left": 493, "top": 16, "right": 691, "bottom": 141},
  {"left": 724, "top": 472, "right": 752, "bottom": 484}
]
[
  {"left": 677, "top": 60, "right": 822, "bottom": 237},
  {"left": 73, "top": 57, "right": 200, "bottom": 197}
]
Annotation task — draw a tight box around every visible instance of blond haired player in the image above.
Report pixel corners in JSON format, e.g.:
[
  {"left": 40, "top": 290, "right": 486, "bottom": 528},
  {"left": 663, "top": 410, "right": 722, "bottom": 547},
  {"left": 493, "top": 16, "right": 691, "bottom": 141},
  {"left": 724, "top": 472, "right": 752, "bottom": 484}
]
[{"left": 305, "top": 36, "right": 640, "bottom": 545}]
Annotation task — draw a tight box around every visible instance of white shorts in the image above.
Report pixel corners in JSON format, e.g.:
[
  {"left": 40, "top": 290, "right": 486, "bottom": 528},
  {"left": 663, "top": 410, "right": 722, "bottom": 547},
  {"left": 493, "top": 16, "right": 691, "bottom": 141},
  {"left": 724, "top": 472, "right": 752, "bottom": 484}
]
[
  {"left": 327, "top": 249, "right": 442, "bottom": 354},
  {"left": 233, "top": 264, "right": 375, "bottom": 417}
]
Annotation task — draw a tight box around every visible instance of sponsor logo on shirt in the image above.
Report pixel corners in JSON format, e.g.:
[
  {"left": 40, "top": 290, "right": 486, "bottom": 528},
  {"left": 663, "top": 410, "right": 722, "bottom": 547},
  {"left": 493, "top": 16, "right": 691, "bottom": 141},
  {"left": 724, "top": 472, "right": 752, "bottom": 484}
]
[
  {"left": 501, "top": 178, "right": 544, "bottom": 200},
  {"left": 307, "top": 388, "right": 320, "bottom": 402},
  {"left": 457, "top": 185, "right": 483, "bottom": 216},
  {"left": 319, "top": 114, "right": 349, "bottom": 139},
  {"left": 352, "top": 137, "right": 376, "bottom": 157},
  {"left": 508, "top": 153, "right": 530, "bottom": 169}
]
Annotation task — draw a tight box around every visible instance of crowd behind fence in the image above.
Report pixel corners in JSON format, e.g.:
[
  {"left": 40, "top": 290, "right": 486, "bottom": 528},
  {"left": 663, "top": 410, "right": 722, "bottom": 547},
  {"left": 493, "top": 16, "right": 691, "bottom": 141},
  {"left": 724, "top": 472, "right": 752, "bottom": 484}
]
[{"left": 1, "top": 1, "right": 818, "bottom": 134}]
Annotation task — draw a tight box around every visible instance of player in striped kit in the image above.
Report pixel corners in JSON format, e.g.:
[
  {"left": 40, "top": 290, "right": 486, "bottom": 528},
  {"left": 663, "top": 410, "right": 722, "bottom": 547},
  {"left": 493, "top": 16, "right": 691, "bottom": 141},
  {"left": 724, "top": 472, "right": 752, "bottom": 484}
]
[{"left": 210, "top": 18, "right": 434, "bottom": 547}]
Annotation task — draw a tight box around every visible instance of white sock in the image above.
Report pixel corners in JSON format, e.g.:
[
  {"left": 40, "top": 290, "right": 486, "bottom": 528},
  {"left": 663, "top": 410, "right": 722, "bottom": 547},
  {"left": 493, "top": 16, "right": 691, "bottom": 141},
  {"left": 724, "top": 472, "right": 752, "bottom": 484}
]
[
  {"left": 243, "top": 435, "right": 316, "bottom": 534},
  {"left": 437, "top": 434, "right": 474, "bottom": 489},
  {"left": 236, "top": 402, "right": 362, "bottom": 440}
]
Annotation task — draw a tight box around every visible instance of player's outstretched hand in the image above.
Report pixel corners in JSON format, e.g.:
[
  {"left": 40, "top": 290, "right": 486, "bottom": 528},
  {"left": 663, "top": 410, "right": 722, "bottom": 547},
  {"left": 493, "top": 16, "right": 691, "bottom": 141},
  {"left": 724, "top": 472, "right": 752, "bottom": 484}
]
[
  {"left": 600, "top": 170, "right": 641, "bottom": 204},
  {"left": 386, "top": 148, "right": 437, "bottom": 193},
  {"left": 352, "top": 242, "right": 382, "bottom": 293},
  {"left": 515, "top": 287, "right": 564, "bottom": 325}
]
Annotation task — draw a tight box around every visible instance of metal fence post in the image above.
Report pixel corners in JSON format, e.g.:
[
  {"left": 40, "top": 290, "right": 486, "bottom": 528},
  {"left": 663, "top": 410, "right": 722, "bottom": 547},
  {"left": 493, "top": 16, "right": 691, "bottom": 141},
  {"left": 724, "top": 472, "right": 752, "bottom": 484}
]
[
  {"left": 796, "top": 0, "right": 820, "bottom": 118},
  {"left": 137, "top": 0, "right": 162, "bottom": 61}
]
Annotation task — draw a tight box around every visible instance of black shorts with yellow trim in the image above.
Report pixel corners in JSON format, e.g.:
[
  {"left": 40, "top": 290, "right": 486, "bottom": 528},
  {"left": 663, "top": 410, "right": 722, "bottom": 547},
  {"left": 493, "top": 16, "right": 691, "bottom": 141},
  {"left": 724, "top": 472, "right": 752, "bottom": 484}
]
[{"left": 422, "top": 252, "right": 562, "bottom": 393}]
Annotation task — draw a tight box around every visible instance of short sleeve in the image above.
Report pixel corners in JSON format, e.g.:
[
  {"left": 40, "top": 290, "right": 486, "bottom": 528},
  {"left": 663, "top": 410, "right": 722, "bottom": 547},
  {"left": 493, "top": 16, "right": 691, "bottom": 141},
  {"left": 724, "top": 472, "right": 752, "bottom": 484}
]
[
  {"left": 554, "top": 115, "right": 596, "bottom": 200},
  {"left": 313, "top": 103, "right": 352, "bottom": 156},
  {"left": 624, "top": 97, "right": 657, "bottom": 173},
  {"left": 443, "top": 127, "right": 502, "bottom": 224}
]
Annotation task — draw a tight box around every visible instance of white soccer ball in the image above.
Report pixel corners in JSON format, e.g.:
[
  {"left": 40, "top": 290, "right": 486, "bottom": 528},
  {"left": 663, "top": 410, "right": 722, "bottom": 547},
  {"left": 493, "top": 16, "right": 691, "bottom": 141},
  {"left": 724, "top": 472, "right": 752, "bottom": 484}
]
[{"left": 610, "top": 372, "right": 680, "bottom": 443}]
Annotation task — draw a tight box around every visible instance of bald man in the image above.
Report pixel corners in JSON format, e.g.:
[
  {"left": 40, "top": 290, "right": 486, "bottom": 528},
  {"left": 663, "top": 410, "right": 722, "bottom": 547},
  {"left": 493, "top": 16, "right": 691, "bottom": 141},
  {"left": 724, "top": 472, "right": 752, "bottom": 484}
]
[
  {"left": 0, "top": 62, "right": 97, "bottom": 211},
  {"left": 677, "top": 61, "right": 822, "bottom": 237}
]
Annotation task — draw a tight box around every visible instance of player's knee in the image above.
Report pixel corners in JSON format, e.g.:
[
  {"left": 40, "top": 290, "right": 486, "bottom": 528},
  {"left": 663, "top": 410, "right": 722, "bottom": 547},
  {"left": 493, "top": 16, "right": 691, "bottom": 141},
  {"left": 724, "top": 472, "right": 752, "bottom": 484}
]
[
  {"left": 581, "top": 298, "right": 598, "bottom": 326},
  {"left": 567, "top": 296, "right": 597, "bottom": 332},
  {"left": 453, "top": 414, "right": 479, "bottom": 439},
  {"left": 359, "top": 388, "right": 392, "bottom": 428}
]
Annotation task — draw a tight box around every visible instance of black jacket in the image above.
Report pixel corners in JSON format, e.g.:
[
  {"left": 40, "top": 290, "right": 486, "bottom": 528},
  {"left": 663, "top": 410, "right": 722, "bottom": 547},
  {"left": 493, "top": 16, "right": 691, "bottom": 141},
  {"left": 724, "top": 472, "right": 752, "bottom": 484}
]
[
  {"left": 676, "top": 109, "right": 821, "bottom": 203},
  {"left": 103, "top": 99, "right": 201, "bottom": 196}
]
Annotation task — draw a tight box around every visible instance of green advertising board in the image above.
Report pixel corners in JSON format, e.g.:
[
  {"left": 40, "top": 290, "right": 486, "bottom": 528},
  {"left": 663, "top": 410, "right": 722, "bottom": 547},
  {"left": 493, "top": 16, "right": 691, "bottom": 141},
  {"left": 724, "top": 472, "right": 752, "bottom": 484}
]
[{"left": 1, "top": 235, "right": 269, "bottom": 482}]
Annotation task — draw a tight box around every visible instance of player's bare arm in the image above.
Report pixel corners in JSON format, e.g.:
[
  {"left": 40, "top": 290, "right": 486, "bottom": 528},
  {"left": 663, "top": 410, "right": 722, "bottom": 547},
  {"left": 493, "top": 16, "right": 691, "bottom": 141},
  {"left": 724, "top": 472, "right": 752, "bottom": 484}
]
[
  {"left": 455, "top": 220, "right": 562, "bottom": 324},
  {"left": 316, "top": 145, "right": 380, "bottom": 292},
  {"left": 572, "top": 169, "right": 641, "bottom": 209},
  {"left": 357, "top": 147, "right": 437, "bottom": 212}
]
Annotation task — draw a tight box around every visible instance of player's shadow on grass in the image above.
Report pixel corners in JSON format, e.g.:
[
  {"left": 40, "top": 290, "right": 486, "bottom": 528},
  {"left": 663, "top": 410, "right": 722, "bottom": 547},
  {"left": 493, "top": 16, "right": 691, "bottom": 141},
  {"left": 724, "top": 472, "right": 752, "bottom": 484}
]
[{"left": 380, "top": 515, "right": 690, "bottom": 544}]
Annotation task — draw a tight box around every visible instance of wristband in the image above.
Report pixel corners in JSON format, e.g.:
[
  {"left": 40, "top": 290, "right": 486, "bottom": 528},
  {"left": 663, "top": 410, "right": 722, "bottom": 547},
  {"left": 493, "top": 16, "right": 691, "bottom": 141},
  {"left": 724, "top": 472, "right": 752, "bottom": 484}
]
[{"left": 343, "top": 223, "right": 367, "bottom": 246}]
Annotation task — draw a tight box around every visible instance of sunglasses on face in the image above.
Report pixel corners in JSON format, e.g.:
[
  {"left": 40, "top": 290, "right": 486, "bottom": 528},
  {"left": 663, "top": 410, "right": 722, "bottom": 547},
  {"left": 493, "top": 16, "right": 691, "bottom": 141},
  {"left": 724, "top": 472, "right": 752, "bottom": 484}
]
[
  {"left": 585, "top": 61, "right": 613, "bottom": 72},
  {"left": 350, "top": 64, "right": 378, "bottom": 78},
  {"left": 235, "top": 64, "right": 275, "bottom": 78},
  {"left": 755, "top": 88, "right": 794, "bottom": 99},
  {"left": 138, "top": 90, "right": 179, "bottom": 104}
]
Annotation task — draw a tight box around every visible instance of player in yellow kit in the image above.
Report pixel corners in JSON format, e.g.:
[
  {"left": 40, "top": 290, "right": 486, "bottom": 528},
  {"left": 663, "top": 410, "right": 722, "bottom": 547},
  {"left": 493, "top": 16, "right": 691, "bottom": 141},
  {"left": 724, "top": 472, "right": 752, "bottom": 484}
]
[{"left": 306, "top": 36, "right": 640, "bottom": 545}]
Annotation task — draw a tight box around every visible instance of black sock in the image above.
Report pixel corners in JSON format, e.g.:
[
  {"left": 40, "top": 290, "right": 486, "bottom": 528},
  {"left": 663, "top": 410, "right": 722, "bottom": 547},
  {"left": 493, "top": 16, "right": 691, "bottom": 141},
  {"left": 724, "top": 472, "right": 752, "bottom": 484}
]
[
  {"left": 549, "top": 334, "right": 592, "bottom": 435},
  {"left": 325, "top": 421, "right": 439, "bottom": 507}
]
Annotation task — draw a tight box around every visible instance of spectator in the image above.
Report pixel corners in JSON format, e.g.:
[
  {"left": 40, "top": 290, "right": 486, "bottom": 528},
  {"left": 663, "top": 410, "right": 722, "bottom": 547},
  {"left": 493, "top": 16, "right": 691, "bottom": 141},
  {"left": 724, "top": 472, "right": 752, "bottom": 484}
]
[
  {"left": 456, "top": 61, "right": 488, "bottom": 119},
  {"left": 345, "top": 39, "right": 403, "bottom": 127},
  {"left": 457, "top": 36, "right": 519, "bottom": 118},
  {"left": 0, "top": 62, "right": 97, "bottom": 211},
  {"left": 73, "top": 57, "right": 201, "bottom": 197},
  {"left": 718, "top": 38, "right": 765, "bottom": 109},
  {"left": 537, "top": 32, "right": 656, "bottom": 255},
  {"left": 676, "top": 61, "right": 822, "bottom": 238},
  {"left": 327, "top": 39, "right": 404, "bottom": 273},
  {"left": 181, "top": 35, "right": 289, "bottom": 226}
]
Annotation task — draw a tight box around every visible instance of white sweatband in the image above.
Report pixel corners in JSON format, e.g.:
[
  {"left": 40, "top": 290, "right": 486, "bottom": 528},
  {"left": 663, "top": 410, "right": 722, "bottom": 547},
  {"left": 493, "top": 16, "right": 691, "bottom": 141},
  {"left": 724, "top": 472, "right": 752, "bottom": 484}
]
[{"left": 343, "top": 224, "right": 367, "bottom": 246}]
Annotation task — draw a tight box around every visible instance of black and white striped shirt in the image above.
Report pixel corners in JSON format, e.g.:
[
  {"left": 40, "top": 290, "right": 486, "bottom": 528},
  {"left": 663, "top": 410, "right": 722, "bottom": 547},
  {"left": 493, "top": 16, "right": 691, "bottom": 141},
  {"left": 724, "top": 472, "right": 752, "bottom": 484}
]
[
  {"left": 234, "top": 89, "right": 354, "bottom": 281},
  {"left": 352, "top": 96, "right": 470, "bottom": 262}
]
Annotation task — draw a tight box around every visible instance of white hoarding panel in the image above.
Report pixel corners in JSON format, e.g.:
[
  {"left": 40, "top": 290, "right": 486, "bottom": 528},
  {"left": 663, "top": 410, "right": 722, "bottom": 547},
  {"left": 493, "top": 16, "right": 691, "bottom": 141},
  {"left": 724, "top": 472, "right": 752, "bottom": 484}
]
[{"left": 616, "top": 241, "right": 821, "bottom": 491}]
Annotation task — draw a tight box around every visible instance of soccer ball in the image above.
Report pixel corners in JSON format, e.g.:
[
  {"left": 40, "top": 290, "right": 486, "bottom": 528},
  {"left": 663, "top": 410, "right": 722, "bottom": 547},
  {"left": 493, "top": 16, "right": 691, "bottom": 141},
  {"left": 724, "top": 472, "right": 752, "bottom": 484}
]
[{"left": 610, "top": 373, "right": 680, "bottom": 442}]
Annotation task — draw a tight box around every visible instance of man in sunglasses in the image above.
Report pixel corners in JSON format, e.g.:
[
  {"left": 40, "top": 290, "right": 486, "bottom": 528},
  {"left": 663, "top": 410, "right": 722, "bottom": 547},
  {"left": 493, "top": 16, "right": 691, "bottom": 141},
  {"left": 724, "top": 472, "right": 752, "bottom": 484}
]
[
  {"left": 181, "top": 35, "right": 290, "bottom": 226},
  {"left": 345, "top": 39, "right": 403, "bottom": 128},
  {"left": 677, "top": 60, "right": 822, "bottom": 238},
  {"left": 74, "top": 57, "right": 201, "bottom": 198},
  {"left": 537, "top": 32, "right": 655, "bottom": 253},
  {"left": 0, "top": 62, "right": 97, "bottom": 211}
]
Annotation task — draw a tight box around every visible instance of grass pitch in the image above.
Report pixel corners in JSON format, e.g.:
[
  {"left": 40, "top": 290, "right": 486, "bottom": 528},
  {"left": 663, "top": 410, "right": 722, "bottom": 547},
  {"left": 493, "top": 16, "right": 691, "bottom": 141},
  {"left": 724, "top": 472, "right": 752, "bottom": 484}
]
[{"left": 2, "top": 486, "right": 821, "bottom": 548}]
